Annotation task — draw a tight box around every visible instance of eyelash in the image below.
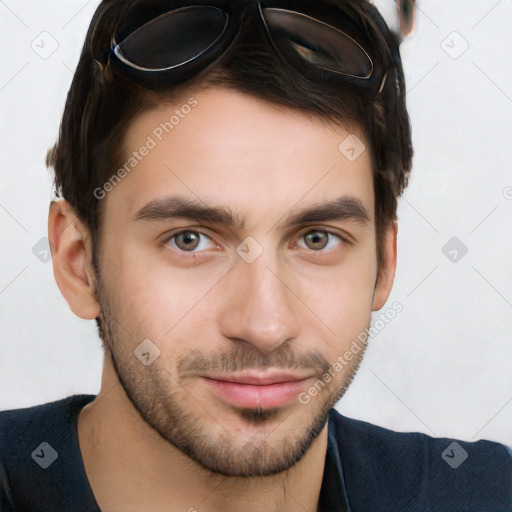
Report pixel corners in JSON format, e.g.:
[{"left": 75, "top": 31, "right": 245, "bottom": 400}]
[{"left": 161, "top": 228, "right": 349, "bottom": 258}]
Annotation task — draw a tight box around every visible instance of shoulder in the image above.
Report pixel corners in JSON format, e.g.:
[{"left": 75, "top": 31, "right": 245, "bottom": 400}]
[
  {"left": 0, "top": 394, "right": 95, "bottom": 453},
  {"left": 0, "top": 393, "right": 94, "bottom": 423},
  {"left": 0, "top": 394, "right": 96, "bottom": 511},
  {"left": 328, "top": 408, "right": 512, "bottom": 512}
]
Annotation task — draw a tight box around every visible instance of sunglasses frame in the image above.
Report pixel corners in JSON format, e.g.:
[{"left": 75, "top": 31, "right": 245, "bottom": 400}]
[{"left": 103, "top": 0, "right": 385, "bottom": 92}]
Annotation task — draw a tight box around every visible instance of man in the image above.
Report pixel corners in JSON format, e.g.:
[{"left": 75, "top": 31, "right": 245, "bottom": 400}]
[{"left": 1, "top": 0, "right": 511, "bottom": 510}]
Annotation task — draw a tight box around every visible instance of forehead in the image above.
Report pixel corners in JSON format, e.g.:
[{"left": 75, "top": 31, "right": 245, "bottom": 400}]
[{"left": 103, "top": 86, "right": 375, "bottom": 229}]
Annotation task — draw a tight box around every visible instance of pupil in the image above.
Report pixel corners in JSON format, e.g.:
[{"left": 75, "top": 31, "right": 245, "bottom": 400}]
[
  {"left": 307, "top": 231, "right": 327, "bottom": 249},
  {"left": 178, "top": 232, "right": 199, "bottom": 250}
]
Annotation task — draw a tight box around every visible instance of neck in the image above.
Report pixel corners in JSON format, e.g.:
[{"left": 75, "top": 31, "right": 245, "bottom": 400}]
[{"left": 77, "top": 361, "right": 328, "bottom": 512}]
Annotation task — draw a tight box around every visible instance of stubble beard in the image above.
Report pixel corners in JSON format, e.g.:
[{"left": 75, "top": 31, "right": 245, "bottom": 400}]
[{"left": 95, "top": 275, "right": 367, "bottom": 477}]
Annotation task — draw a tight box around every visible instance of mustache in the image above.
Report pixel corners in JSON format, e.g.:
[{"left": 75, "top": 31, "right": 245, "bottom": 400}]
[{"left": 176, "top": 344, "right": 331, "bottom": 379}]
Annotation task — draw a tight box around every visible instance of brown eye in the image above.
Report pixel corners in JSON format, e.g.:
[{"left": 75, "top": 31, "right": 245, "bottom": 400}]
[
  {"left": 174, "top": 231, "right": 201, "bottom": 251},
  {"left": 303, "top": 230, "right": 329, "bottom": 250},
  {"left": 163, "top": 229, "right": 218, "bottom": 257}
]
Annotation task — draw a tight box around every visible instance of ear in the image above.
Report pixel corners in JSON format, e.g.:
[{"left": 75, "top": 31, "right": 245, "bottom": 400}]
[
  {"left": 48, "top": 199, "right": 100, "bottom": 319},
  {"left": 372, "top": 221, "right": 398, "bottom": 311}
]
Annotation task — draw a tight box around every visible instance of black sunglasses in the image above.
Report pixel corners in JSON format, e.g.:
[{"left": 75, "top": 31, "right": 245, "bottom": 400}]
[{"left": 100, "top": 0, "right": 388, "bottom": 93}]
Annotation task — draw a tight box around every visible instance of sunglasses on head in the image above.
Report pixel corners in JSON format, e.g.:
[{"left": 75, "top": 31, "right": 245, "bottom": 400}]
[{"left": 98, "top": 0, "right": 390, "bottom": 94}]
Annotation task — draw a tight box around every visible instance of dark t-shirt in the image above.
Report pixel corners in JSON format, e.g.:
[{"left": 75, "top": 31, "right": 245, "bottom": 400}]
[{"left": 1, "top": 394, "right": 511, "bottom": 511}]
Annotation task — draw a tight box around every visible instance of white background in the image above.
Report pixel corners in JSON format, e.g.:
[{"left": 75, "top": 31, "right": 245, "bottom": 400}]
[{"left": 1, "top": 0, "right": 511, "bottom": 445}]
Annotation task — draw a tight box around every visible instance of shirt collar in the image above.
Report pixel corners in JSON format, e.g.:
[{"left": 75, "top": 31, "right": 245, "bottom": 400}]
[{"left": 317, "top": 409, "right": 352, "bottom": 512}]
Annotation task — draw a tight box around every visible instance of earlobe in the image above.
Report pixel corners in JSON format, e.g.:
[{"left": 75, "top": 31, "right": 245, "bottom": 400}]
[
  {"left": 371, "top": 222, "right": 398, "bottom": 311},
  {"left": 48, "top": 199, "right": 100, "bottom": 320}
]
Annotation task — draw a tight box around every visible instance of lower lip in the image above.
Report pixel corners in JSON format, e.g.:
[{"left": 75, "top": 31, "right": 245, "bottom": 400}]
[{"left": 202, "top": 377, "right": 310, "bottom": 409}]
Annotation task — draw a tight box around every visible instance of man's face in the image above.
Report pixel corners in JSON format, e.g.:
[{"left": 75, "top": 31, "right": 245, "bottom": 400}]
[{"left": 95, "top": 86, "right": 384, "bottom": 477}]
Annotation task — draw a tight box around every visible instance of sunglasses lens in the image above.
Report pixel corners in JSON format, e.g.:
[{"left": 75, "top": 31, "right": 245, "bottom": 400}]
[
  {"left": 262, "top": 8, "right": 372, "bottom": 79},
  {"left": 115, "top": 6, "right": 228, "bottom": 71}
]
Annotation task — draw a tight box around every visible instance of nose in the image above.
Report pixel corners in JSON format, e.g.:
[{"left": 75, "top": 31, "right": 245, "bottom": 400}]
[{"left": 217, "top": 249, "right": 302, "bottom": 353}]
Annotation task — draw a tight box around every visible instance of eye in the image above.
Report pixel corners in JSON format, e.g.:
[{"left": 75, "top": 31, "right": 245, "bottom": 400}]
[
  {"left": 164, "top": 230, "right": 217, "bottom": 252},
  {"left": 297, "top": 229, "right": 344, "bottom": 251}
]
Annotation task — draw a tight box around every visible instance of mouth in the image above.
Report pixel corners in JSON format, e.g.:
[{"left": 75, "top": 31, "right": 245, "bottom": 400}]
[{"left": 201, "top": 370, "right": 313, "bottom": 409}]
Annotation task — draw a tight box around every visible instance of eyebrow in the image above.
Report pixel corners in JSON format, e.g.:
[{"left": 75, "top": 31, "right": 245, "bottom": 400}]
[{"left": 132, "top": 195, "right": 372, "bottom": 230}]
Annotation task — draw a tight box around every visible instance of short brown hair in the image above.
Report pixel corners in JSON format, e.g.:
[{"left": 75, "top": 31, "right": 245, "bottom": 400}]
[{"left": 47, "top": 0, "right": 412, "bottom": 273}]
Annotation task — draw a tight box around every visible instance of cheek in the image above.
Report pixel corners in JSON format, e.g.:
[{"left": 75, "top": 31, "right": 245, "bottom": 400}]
[
  {"left": 285, "top": 241, "right": 377, "bottom": 345},
  {"left": 101, "top": 242, "right": 223, "bottom": 343},
  {"left": 295, "top": 237, "right": 377, "bottom": 330},
  {"left": 303, "top": 272, "right": 374, "bottom": 353}
]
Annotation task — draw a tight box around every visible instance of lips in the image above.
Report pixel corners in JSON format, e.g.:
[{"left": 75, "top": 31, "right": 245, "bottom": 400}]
[{"left": 201, "top": 370, "right": 312, "bottom": 409}]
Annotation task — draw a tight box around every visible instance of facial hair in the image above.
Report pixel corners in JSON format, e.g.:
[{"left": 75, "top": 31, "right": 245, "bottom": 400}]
[{"left": 95, "top": 274, "right": 368, "bottom": 477}]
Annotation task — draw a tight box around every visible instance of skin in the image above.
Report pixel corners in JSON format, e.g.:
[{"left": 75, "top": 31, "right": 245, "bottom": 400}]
[{"left": 48, "top": 86, "right": 397, "bottom": 512}]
